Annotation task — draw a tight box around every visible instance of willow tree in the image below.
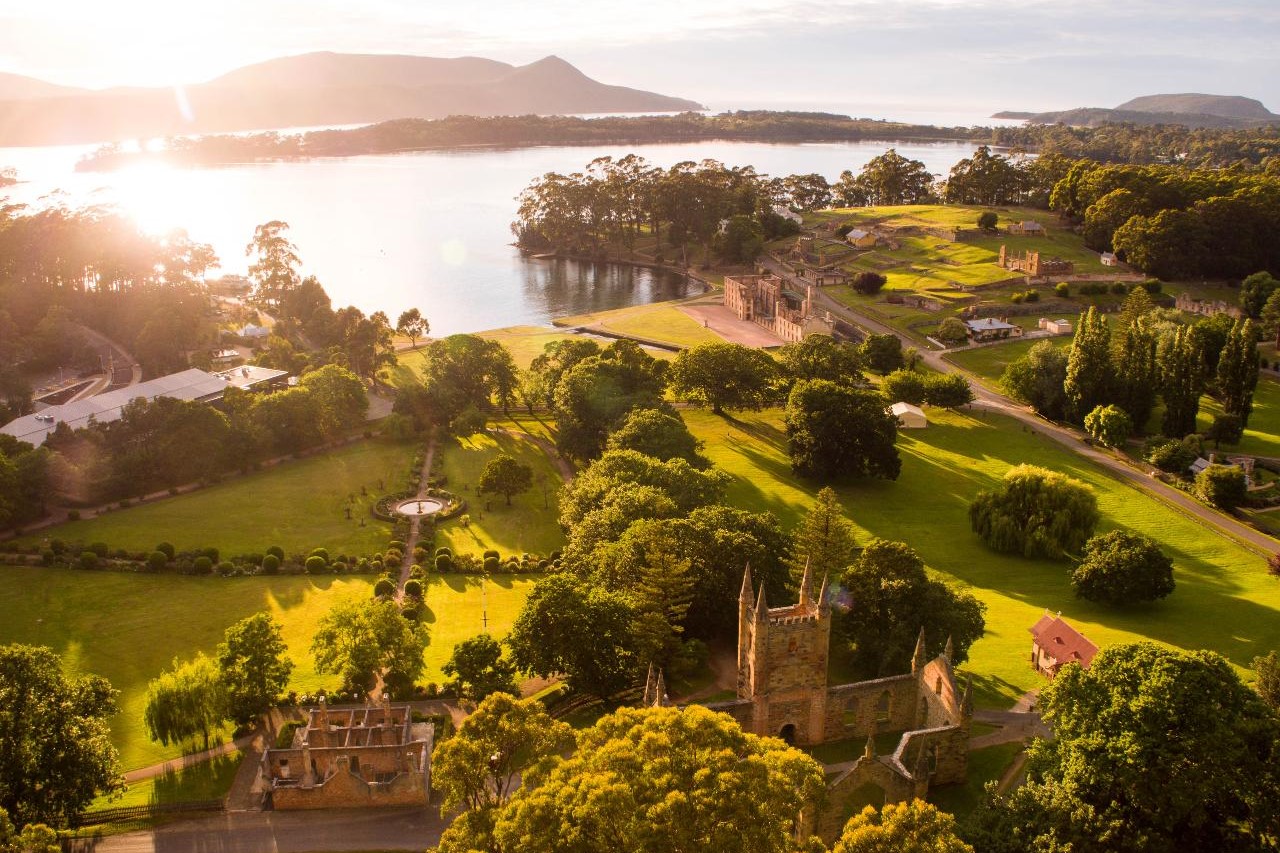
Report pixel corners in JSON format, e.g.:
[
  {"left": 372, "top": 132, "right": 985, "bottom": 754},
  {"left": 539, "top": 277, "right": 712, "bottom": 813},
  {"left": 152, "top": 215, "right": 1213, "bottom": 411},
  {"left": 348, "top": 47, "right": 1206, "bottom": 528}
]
[{"left": 143, "top": 653, "right": 226, "bottom": 750}]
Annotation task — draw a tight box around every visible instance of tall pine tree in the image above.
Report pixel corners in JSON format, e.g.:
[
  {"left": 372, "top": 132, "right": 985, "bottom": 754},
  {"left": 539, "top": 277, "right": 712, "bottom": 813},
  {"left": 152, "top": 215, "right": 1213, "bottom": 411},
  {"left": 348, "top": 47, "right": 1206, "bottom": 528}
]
[
  {"left": 1113, "top": 315, "right": 1159, "bottom": 433},
  {"left": 1158, "top": 325, "right": 1205, "bottom": 438},
  {"left": 630, "top": 534, "right": 694, "bottom": 669},
  {"left": 1216, "top": 318, "right": 1260, "bottom": 427},
  {"left": 788, "top": 486, "right": 857, "bottom": 589},
  {"left": 1064, "top": 306, "right": 1112, "bottom": 423}
]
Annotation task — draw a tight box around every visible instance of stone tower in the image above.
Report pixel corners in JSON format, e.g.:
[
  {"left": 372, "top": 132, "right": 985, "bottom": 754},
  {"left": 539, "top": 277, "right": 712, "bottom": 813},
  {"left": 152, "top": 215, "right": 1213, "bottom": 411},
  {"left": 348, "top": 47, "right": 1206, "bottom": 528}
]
[{"left": 736, "top": 561, "right": 832, "bottom": 744}]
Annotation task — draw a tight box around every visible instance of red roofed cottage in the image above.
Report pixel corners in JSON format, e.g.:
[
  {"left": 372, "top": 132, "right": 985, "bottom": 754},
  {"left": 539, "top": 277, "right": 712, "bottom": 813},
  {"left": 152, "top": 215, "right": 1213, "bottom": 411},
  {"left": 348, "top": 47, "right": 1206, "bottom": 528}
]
[{"left": 1029, "top": 612, "right": 1098, "bottom": 678}]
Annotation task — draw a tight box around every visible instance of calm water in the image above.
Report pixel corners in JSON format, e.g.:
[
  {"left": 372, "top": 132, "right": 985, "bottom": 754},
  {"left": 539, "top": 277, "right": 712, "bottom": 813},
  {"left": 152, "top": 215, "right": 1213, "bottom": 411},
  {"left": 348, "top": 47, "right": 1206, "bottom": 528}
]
[{"left": 0, "top": 138, "right": 989, "bottom": 334}]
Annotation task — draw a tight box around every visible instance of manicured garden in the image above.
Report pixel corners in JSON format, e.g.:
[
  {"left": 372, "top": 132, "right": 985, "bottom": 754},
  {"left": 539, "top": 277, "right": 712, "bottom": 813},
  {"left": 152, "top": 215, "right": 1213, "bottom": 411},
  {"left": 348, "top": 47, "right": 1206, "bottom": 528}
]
[
  {"left": 0, "top": 566, "right": 532, "bottom": 772},
  {"left": 681, "top": 406, "right": 1280, "bottom": 709},
  {"left": 13, "top": 437, "right": 418, "bottom": 556}
]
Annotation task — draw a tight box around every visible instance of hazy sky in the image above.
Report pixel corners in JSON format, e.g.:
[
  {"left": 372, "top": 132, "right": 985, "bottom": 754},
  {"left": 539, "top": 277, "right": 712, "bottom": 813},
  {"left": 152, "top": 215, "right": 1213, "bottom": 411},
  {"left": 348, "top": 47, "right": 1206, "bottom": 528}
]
[{"left": 2, "top": 0, "right": 1277, "bottom": 115}]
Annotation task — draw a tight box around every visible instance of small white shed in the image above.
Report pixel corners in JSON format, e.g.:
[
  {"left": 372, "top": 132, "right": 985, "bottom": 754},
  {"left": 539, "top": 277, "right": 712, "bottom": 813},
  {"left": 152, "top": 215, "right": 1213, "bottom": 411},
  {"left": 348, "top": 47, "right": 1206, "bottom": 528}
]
[{"left": 890, "top": 402, "right": 928, "bottom": 429}]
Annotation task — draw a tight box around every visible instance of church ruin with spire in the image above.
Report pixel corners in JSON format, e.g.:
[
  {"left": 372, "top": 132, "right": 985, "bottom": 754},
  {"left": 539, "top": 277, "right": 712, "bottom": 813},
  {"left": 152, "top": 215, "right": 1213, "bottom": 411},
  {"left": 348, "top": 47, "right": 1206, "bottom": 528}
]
[{"left": 689, "top": 561, "right": 973, "bottom": 840}]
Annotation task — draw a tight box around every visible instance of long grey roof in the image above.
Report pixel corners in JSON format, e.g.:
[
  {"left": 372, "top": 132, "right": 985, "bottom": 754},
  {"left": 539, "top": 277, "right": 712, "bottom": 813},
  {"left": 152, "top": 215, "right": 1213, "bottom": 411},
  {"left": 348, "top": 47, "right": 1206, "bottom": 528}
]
[{"left": 3, "top": 368, "right": 232, "bottom": 447}]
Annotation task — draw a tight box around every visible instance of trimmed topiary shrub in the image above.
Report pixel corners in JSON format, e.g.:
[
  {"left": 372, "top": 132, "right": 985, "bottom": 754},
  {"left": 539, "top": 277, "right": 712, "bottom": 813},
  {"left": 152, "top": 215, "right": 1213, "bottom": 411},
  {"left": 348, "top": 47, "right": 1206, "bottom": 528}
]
[
  {"left": 261, "top": 553, "right": 281, "bottom": 574},
  {"left": 266, "top": 545, "right": 284, "bottom": 560},
  {"left": 79, "top": 551, "right": 99, "bottom": 570},
  {"left": 193, "top": 556, "right": 213, "bottom": 574},
  {"left": 373, "top": 577, "right": 396, "bottom": 597},
  {"left": 483, "top": 556, "right": 500, "bottom": 573},
  {"left": 435, "top": 554, "right": 453, "bottom": 572},
  {"left": 88, "top": 542, "right": 109, "bottom": 558},
  {"left": 156, "top": 542, "right": 175, "bottom": 559},
  {"left": 305, "top": 555, "right": 328, "bottom": 574},
  {"left": 147, "top": 551, "right": 168, "bottom": 572},
  {"left": 403, "top": 578, "right": 423, "bottom": 598},
  {"left": 309, "top": 547, "right": 329, "bottom": 563},
  {"left": 435, "top": 546, "right": 452, "bottom": 558},
  {"left": 483, "top": 549, "right": 500, "bottom": 561}
]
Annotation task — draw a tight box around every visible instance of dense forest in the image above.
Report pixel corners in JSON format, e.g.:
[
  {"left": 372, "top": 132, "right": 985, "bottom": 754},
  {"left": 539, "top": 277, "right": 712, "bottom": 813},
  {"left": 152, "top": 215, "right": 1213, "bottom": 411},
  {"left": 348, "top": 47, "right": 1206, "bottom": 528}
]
[{"left": 71, "top": 111, "right": 1280, "bottom": 173}]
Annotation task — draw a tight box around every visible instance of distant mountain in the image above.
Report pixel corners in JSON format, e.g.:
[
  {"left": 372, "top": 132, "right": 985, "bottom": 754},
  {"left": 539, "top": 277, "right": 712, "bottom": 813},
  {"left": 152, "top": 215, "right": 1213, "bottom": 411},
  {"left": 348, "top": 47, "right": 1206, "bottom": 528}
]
[
  {"left": 1115, "top": 93, "right": 1276, "bottom": 120},
  {"left": 0, "top": 53, "right": 704, "bottom": 147},
  {"left": 993, "top": 92, "right": 1279, "bottom": 129},
  {"left": 0, "top": 71, "right": 85, "bottom": 101}
]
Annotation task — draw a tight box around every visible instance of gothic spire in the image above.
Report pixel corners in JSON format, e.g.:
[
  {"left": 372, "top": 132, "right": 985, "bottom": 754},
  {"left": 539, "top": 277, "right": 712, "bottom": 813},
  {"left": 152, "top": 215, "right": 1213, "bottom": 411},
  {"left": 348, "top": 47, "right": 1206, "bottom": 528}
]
[
  {"left": 911, "top": 627, "right": 928, "bottom": 674},
  {"left": 798, "top": 557, "right": 814, "bottom": 608},
  {"left": 739, "top": 562, "right": 754, "bottom": 604}
]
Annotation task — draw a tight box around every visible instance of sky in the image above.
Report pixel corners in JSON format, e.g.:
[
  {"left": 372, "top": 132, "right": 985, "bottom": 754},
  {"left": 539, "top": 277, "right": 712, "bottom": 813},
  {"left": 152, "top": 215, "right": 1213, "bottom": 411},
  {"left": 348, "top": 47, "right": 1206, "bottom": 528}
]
[{"left": 1, "top": 0, "right": 1277, "bottom": 116}]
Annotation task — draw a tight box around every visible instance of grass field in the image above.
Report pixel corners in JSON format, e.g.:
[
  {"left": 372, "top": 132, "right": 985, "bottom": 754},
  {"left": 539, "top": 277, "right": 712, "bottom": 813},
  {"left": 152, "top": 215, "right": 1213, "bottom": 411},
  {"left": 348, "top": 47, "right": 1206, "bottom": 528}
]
[
  {"left": 0, "top": 566, "right": 532, "bottom": 771},
  {"left": 554, "top": 301, "right": 720, "bottom": 349},
  {"left": 682, "top": 406, "right": 1280, "bottom": 709},
  {"left": 14, "top": 437, "right": 418, "bottom": 556},
  {"left": 928, "top": 742, "right": 1023, "bottom": 817},
  {"left": 434, "top": 420, "right": 566, "bottom": 558},
  {"left": 91, "top": 752, "right": 243, "bottom": 810},
  {"left": 946, "top": 337, "right": 1068, "bottom": 383}
]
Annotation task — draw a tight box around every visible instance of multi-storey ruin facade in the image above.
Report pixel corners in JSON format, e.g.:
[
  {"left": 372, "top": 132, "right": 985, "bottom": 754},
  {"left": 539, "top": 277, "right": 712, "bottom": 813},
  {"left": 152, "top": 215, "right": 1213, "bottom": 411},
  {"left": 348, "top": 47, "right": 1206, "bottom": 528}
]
[
  {"left": 998, "top": 245, "right": 1074, "bottom": 277},
  {"left": 723, "top": 274, "right": 831, "bottom": 343},
  {"left": 262, "top": 695, "right": 433, "bottom": 809}
]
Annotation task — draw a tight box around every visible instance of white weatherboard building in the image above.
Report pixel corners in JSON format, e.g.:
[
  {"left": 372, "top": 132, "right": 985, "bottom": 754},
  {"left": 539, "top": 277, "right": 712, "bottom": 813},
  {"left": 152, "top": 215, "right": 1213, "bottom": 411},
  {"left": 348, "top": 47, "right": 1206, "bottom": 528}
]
[{"left": 890, "top": 402, "right": 927, "bottom": 429}]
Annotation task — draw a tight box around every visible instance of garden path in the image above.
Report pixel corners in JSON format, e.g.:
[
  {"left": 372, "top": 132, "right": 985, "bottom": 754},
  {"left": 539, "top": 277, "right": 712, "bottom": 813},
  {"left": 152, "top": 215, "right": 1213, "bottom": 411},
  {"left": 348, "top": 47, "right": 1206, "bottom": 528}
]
[{"left": 397, "top": 437, "right": 437, "bottom": 597}]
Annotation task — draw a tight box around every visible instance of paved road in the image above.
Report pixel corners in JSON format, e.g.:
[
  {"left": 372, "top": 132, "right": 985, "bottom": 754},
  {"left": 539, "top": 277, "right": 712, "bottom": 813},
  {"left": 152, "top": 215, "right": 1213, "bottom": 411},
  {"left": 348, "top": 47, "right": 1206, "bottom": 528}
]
[
  {"left": 68, "top": 807, "right": 444, "bottom": 853},
  {"left": 782, "top": 264, "right": 1279, "bottom": 558}
]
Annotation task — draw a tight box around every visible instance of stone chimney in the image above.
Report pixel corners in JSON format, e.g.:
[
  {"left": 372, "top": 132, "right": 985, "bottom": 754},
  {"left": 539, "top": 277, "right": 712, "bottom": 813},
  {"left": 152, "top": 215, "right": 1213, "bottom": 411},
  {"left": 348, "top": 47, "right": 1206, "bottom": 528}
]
[{"left": 383, "top": 692, "right": 393, "bottom": 728}]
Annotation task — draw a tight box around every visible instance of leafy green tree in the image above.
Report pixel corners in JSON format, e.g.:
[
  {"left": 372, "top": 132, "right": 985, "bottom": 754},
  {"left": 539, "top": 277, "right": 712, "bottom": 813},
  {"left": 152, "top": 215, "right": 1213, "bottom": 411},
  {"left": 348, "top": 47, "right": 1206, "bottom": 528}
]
[
  {"left": 841, "top": 149, "right": 935, "bottom": 206},
  {"left": 442, "top": 635, "right": 519, "bottom": 701},
  {"left": 1083, "top": 404, "right": 1132, "bottom": 448},
  {"left": 669, "top": 343, "right": 777, "bottom": 414},
  {"left": 834, "top": 800, "right": 973, "bottom": 853},
  {"left": 0, "top": 645, "right": 122, "bottom": 828},
  {"left": 529, "top": 338, "right": 603, "bottom": 408},
  {"left": 553, "top": 341, "right": 667, "bottom": 461},
  {"left": 245, "top": 220, "right": 301, "bottom": 309},
  {"left": 490, "top": 706, "right": 827, "bottom": 853},
  {"left": 590, "top": 505, "right": 793, "bottom": 640},
  {"left": 1081, "top": 187, "right": 1144, "bottom": 251},
  {"left": 1208, "top": 412, "right": 1244, "bottom": 447},
  {"left": 789, "top": 486, "right": 856, "bottom": 588},
  {"left": 935, "top": 317, "right": 970, "bottom": 347},
  {"left": 605, "top": 408, "right": 708, "bottom": 468},
  {"left": 0, "top": 808, "right": 58, "bottom": 853},
  {"left": 299, "top": 364, "right": 369, "bottom": 437},
  {"left": 628, "top": 533, "right": 695, "bottom": 669},
  {"left": 969, "top": 465, "right": 1099, "bottom": 559},
  {"left": 1239, "top": 271, "right": 1280, "bottom": 319},
  {"left": 976, "top": 211, "right": 998, "bottom": 231},
  {"left": 1195, "top": 463, "right": 1248, "bottom": 510},
  {"left": 1260, "top": 289, "right": 1280, "bottom": 343},
  {"left": 924, "top": 373, "right": 975, "bottom": 409},
  {"left": 507, "top": 575, "right": 638, "bottom": 700},
  {"left": 433, "top": 693, "right": 574, "bottom": 853},
  {"left": 1001, "top": 340, "right": 1070, "bottom": 421},
  {"left": 785, "top": 380, "right": 900, "bottom": 481},
  {"left": 1064, "top": 306, "right": 1112, "bottom": 423},
  {"left": 881, "top": 369, "right": 927, "bottom": 406},
  {"left": 411, "top": 334, "right": 518, "bottom": 433},
  {"left": 944, "top": 147, "right": 1026, "bottom": 205},
  {"left": 1158, "top": 325, "right": 1205, "bottom": 438},
  {"left": 999, "top": 644, "right": 1280, "bottom": 852},
  {"left": 217, "top": 613, "right": 293, "bottom": 727},
  {"left": 311, "top": 598, "right": 429, "bottom": 695},
  {"left": 559, "top": 450, "right": 728, "bottom": 531},
  {"left": 861, "top": 333, "right": 904, "bottom": 374},
  {"left": 1112, "top": 296, "right": 1159, "bottom": 429},
  {"left": 840, "top": 539, "right": 986, "bottom": 677},
  {"left": 477, "top": 454, "right": 534, "bottom": 506},
  {"left": 1253, "top": 650, "right": 1280, "bottom": 711},
  {"left": 143, "top": 654, "right": 226, "bottom": 750},
  {"left": 1071, "top": 531, "right": 1175, "bottom": 605},
  {"left": 775, "top": 334, "right": 864, "bottom": 385},
  {"left": 714, "top": 214, "right": 764, "bottom": 264},
  {"left": 851, "top": 271, "right": 888, "bottom": 296},
  {"left": 1216, "top": 318, "right": 1260, "bottom": 426},
  {"left": 395, "top": 308, "right": 429, "bottom": 348}
]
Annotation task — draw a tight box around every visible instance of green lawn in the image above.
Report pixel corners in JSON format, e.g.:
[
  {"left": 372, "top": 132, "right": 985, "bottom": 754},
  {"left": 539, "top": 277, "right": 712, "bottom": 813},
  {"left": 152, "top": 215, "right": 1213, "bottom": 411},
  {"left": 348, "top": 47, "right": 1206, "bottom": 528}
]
[
  {"left": 0, "top": 566, "right": 531, "bottom": 772},
  {"left": 91, "top": 752, "right": 243, "bottom": 810},
  {"left": 946, "top": 338, "right": 1068, "bottom": 383},
  {"left": 15, "top": 437, "right": 419, "bottom": 556},
  {"left": 555, "top": 301, "right": 719, "bottom": 349},
  {"left": 434, "top": 421, "right": 565, "bottom": 558},
  {"left": 682, "top": 407, "right": 1280, "bottom": 709},
  {"left": 928, "top": 742, "right": 1023, "bottom": 817}
]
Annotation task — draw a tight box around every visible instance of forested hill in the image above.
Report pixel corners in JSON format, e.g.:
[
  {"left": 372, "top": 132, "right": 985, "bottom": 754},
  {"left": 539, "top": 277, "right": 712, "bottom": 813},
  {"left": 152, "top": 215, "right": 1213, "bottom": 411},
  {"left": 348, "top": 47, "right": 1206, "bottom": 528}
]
[
  {"left": 0, "top": 52, "right": 703, "bottom": 147},
  {"left": 996, "top": 93, "right": 1279, "bottom": 129}
]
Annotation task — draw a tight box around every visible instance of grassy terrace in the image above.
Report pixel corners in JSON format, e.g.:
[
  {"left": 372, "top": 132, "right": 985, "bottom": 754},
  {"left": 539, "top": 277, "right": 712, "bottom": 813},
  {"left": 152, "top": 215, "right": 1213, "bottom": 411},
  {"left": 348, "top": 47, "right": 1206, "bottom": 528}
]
[
  {"left": 681, "top": 406, "right": 1280, "bottom": 709},
  {"left": 554, "top": 300, "right": 720, "bottom": 349},
  {"left": 0, "top": 566, "right": 532, "bottom": 772},
  {"left": 14, "top": 437, "right": 418, "bottom": 556},
  {"left": 435, "top": 416, "right": 566, "bottom": 558}
]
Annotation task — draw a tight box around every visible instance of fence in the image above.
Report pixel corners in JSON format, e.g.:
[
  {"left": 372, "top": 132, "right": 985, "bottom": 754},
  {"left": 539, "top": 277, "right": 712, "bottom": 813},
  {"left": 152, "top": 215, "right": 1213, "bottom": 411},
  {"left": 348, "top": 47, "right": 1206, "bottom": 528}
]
[{"left": 71, "top": 799, "right": 224, "bottom": 827}]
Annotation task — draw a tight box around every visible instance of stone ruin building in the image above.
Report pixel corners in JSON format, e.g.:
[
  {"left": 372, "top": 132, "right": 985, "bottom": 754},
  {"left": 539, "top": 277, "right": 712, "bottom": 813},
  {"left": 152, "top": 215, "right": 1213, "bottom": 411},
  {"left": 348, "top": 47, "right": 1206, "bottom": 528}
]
[
  {"left": 261, "top": 694, "right": 433, "bottom": 809},
  {"left": 723, "top": 274, "right": 832, "bottom": 343},
  {"left": 647, "top": 563, "right": 972, "bottom": 842},
  {"left": 998, "top": 245, "right": 1074, "bottom": 277}
]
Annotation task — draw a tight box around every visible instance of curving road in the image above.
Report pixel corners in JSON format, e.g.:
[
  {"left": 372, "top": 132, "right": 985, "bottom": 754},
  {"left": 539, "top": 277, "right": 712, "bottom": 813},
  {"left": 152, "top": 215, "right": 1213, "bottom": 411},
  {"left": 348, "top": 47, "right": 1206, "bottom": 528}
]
[{"left": 782, "top": 261, "right": 1279, "bottom": 558}]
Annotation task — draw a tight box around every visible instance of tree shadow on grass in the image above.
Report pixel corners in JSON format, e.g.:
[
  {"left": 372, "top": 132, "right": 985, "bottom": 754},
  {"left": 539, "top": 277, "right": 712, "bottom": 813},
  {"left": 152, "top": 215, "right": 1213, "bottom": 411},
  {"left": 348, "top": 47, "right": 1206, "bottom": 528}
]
[{"left": 151, "top": 752, "right": 242, "bottom": 805}]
